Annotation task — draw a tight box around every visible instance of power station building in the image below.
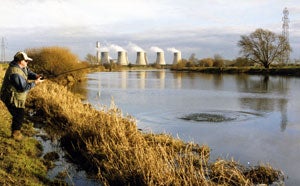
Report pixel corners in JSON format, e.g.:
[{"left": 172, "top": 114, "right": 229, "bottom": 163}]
[{"left": 97, "top": 47, "right": 182, "bottom": 65}]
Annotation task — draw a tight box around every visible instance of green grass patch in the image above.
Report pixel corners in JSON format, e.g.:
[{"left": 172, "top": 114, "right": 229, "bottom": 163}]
[{"left": 0, "top": 102, "right": 49, "bottom": 185}]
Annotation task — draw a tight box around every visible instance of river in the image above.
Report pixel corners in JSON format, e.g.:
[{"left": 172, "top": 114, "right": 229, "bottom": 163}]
[{"left": 72, "top": 69, "right": 300, "bottom": 185}]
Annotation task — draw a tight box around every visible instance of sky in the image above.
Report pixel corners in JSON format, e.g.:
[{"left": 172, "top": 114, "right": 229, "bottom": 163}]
[{"left": 0, "top": 0, "right": 299, "bottom": 64}]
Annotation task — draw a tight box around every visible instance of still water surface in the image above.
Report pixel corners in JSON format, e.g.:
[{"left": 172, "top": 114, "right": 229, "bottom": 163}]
[{"left": 74, "top": 70, "right": 300, "bottom": 185}]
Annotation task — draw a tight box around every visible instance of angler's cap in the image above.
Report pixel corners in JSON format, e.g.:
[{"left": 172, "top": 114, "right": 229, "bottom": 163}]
[{"left": 14, "top": 51, "right": 33, "bottom": 62}]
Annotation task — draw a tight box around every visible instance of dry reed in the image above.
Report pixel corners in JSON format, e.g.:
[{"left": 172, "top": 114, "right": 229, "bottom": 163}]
[{"left": 26, "top": 80, "right": 283, "bottom": 185}]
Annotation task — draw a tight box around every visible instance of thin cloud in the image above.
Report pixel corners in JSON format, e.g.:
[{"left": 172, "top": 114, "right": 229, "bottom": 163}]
[{"left": 0, "top": 0, "right": 300, "bottom": 60}]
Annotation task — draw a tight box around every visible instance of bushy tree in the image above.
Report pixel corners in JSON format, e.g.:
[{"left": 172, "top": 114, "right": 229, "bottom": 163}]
[
  {"left": 25, "top": 46, "right": 90, "bottom": 85},
  {"left": 199, "top": 58, "right": 214, "bottom": 67},
  {"left": 213, "top": 54, "right": 224, "bottom": 67},
  {"left": 85, "top": 53, "right": 97, "bottom": 64},
  {"left": 238, "top": 28, "right": 291, "bottom": 68},
  {"left": 186, "top": 53, "right": 197, "bottom": 67},
  {"left": 233, "top": 57, "right": 253, "bottom": 67},
  {"left": 26, "top": 46, "right": 87, "bottom": 77},
  {"left": 172, "top": 59, "right": 187, "bottom": 69}
]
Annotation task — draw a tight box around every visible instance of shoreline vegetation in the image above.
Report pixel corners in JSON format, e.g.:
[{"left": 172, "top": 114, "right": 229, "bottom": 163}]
[
  {"left": 170, "top": 65, "right": 300, "bottom": 76},
  {"left": 0, "top": 62, "right": 285, "bottom": 185}
]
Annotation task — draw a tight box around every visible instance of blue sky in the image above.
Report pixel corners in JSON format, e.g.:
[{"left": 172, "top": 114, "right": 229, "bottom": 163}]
[{"left": 0, "top": 0, "right": 299, "bottom": 63}]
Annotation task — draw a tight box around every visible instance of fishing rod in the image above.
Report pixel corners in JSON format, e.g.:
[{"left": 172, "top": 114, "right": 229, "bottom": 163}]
[{"left": 41, "top": 65, "right": 101, "bottom": 79}]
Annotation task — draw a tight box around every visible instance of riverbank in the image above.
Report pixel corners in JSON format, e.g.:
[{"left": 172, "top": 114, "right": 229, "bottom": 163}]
[
  {"left": 26, "top": 80, "right": 284, "bottom": 185},
  {"left": 0, "top": 101, "right": 61, "bottom": 185},
  {"left": 170, "top": 66, "right": 300, "bottom": 76},
  {"left": 0, "top": 64, "right": 84, "bottom": 185},
  {"left": 0, "top": 64, "right": 284, "bottom": 185},
  {"left": 0, "top": 64, "right": 45, "bottom": 185}
]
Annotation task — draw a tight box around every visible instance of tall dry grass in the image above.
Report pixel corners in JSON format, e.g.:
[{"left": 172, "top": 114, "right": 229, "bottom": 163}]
[{"left": 27, "top": 80, "right": 283, "bottom": 185}]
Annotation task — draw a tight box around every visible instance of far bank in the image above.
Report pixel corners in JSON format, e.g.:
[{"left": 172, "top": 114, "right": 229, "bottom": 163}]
[{"left": 169, "top": 66, "right": 300, "bottom": 76}]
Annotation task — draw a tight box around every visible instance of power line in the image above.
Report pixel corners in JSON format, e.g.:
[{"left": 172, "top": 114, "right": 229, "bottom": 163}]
[
  {"left": 282, "top": 7, "right": 290, "bottom": 63},
  {"left": 282, "top": 7, "right": 289, "bottom": 41}
]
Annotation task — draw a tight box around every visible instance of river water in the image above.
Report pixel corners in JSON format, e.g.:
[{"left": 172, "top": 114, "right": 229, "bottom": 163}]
[{"left": 73, "top": 69, "right": 300, "bottom": 185}]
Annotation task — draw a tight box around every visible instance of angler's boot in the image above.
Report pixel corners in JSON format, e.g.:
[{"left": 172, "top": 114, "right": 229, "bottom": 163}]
[{"left": 12, "top": 130, "right": 23, "bottom": 141}]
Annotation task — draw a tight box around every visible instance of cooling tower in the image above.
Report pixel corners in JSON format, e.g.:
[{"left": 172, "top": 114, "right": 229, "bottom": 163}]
[
  {"left": 117, "top": 51, "right": 129, "bottom": 66},
  {"left": 136, "top": 51, "right": 148, "bottom": 65},
  {"left": 155, "top": 52, "right": 166, "bottom": 65},
  {"left": 101, "top": 51, "right": 110, "bottom": 64},
  {"left": 173, "top": 52, "right": 182, "bottom": 64}
]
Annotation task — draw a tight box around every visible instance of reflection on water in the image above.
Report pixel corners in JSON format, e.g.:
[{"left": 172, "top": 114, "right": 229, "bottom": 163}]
[
  {"left": 73, "top": 70, "right": 300, "bottom": 185},
  {"left": 240, "top": 97, "right": 288, "bottom": 131},
  {"left": 121, "top": 71, "right": 127, "bottom": 89},
  {"left": 156, "top": 70, "right": 165, "bottom": 89},
  {"left": 173, "top": 72, "right": 182, "bottom": 89},
  {"left": 236, "top": 75, "right": 289, "bottom": 132},
  {"left": 80, "top": 70, "right": 293, "bottom": 131},
  {"left": 235, "top": 74, "right": 289, "bottom": 94},
  {"left": 139, "top": 71, "right": 146, "bottom": 89},
  {"left": 279, "top": 99, "right": 288, "bottom": 131}
]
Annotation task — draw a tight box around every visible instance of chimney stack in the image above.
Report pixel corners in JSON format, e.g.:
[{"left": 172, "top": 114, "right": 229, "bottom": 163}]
[{"left": 96, "top": 41, "right": 100, "bottom": 64}]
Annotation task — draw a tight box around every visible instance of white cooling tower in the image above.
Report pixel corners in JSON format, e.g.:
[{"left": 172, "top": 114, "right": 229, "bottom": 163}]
[
  {"left": 155, "top": 52, "right": 166, "bottom": 65},
  {"left": 173, "top": 52, "right": 182, "bottom": 64},
  {"left": 117, "top": 51, "right": 129, "bottom": 66},
  {"left": 101, "top": 51, "right": 110, "bottom": 64},
  {"left": 136, "top": 51, "right": 148, "bottom": 65}
]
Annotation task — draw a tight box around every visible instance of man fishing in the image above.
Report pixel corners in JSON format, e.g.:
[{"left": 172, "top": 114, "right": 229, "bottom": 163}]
[{"left": 0, "top": 51, "right": 44, "bottom": 141}]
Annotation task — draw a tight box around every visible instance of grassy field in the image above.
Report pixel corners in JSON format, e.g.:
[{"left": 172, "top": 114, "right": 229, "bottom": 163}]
[{"left": 0, "top": 63, "right": 284, "bottom": 185}]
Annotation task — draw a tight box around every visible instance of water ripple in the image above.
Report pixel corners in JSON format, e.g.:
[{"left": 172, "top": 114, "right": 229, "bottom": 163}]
[{"left": 179, "top": 110, "right": 263, "bottom": 123}]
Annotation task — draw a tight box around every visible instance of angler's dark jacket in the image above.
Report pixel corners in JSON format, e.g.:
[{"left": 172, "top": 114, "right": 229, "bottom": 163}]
[{"left": 0, "top": 61, "right": 38, "bottom": 108}]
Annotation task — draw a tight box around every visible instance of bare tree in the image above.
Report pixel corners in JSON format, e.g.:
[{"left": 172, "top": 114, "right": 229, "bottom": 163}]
[{"left": 238, "top": 28, "right": 291, "bottom": 68}]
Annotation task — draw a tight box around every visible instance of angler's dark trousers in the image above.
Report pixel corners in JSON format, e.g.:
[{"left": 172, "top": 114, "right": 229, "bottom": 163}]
[{"left": 6, "top": 104, "right": 25, "bottom": 131}]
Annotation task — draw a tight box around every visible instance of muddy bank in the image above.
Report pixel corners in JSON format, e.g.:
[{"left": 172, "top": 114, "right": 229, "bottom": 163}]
[{"left": 33, "top": 125, "right": 101, "bottom": 185}]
